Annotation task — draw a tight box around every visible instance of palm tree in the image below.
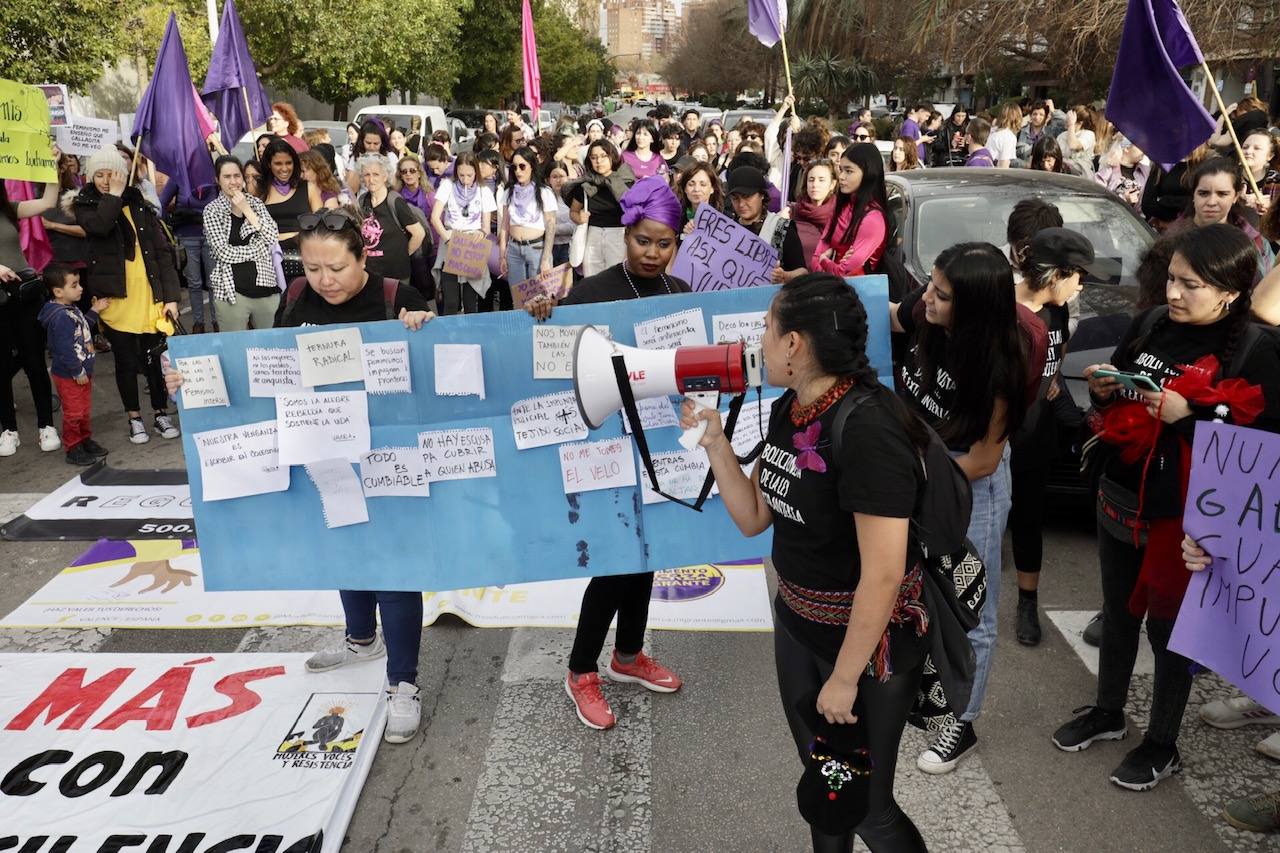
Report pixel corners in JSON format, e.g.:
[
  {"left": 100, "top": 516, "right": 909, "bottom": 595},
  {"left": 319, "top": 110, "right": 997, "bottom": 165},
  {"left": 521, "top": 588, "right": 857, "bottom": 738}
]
[{"left": 793, "top": 49, "right": 878, "bottom": 117}]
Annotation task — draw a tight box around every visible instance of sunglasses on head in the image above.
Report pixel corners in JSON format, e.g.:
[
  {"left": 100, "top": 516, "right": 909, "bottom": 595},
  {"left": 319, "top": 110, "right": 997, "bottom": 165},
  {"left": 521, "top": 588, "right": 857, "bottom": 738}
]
[{"left": 298, "top": 211, "right": 359, "bottom": 233}]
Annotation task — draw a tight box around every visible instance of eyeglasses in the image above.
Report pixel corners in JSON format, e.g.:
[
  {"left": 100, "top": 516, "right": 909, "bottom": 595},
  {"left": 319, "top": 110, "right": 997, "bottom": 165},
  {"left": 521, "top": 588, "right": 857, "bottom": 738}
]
[
  {"left": 853, "top": 133, "right": 872, "bottom": 141},
  {"left": 399, "top": 167, "right": 419, "bottom": 175},
  {"left": 298, "top": 211, "right": 360, "bottom": 233}
]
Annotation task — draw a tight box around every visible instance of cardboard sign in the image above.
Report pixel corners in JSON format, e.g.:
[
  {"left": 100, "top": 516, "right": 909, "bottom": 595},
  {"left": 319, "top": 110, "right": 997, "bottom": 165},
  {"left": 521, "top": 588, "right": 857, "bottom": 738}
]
[
  {"left": 671, "top": 203, "right": 778, "bottom": 292},
  {"left": 0, "top": 79, "right": 57, "bottom": 182},
  {"left": 54, "top": 116, "right": 119, "bottom": 155},
  {"left": 510, "top": 264, "right": 572, "bottom": 308},
  {"left": 442, "top": 231, "right": 492, "bottom": 279},
  {"left": 1170, "top": 423, "right": 1280, "bottom": 715}
]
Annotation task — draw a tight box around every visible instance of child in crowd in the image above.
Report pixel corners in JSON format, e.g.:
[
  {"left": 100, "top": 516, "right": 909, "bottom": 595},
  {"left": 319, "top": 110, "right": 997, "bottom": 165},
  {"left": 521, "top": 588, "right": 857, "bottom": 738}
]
[{"left": 38, "top": 264, "right": 110, "bottom": 466}]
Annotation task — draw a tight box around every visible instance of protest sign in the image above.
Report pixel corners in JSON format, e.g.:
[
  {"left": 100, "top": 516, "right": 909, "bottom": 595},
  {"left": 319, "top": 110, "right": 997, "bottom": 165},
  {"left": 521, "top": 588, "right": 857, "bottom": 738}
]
[
  {"left": 0, "top": 79, "right": 57, "bottom": 182},
  {"left": 510, "top": 263, "right": 572, "bottom": 307},
  {"left": 671, "top": 203, "right": 778, "bottom": 292},
  {"left": 1170, "top": 423, "right": 1280, "bottom": 715},
  {"left": 532, "top": 324, "right": 609, "bottom": 380},
  {"left": 36, "top": 83, "right": 69, "bottom": 125},
  {"left": 175, "top": 355, "right": 230, "bottom": 408},
  {"left": 0, "top": 652, "right": 383, "bottom": 852},
  {"left": 194, "top": 420, "right": 288, "bottom": 502},
  {"left": 442, "top": 231, "right": 492, "bottom": 279},
  {"left": 54, "top": 115, "right": 120, "bottom": 155},
  {"left": 296, "top": 327, "right": 364, "bottom": 386},
  {"left": 276, "top": 391, "right": 371, "bottom": 465}
]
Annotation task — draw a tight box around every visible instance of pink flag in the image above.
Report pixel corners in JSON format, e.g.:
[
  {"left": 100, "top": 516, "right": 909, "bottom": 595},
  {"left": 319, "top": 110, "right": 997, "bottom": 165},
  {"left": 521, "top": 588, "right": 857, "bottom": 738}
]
[
  {"left": 191, "top": 84, "right": 217, "bottom": 141},
  {"left": 4, "top": 180, "right": 53, "bottom": 272},
  {"left": 521, "top": 0, "right": 541, "bottom": 129}
]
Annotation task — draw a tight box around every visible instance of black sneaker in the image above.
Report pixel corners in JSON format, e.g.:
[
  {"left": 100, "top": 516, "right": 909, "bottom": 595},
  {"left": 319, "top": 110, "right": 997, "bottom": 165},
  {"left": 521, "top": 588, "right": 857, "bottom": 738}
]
[
  {"left": 916, "top": 720, "right": 977, "bottom": 774},
  {"left": 1109, "top": 738, "right": 1182, "bottom": 791},
  {"left": 1017, "top": 595, "right": 1042, "bottom": 646},
  {"left": 1052, "top": 705, "right": 1127, "bottom": 752},
  {"left": 80, "top": 438, "right": 109, "bottom": 458},
  {"left": 1082, "top": 610, "right": 1104, "bottom": 647},
  {"left": 65, "top": 444, "right": 97, "bottom": 466}
]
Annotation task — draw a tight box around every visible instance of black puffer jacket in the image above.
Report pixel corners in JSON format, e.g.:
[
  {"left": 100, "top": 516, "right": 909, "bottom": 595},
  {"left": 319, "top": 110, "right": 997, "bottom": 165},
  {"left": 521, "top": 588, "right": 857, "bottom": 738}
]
[{"left": 71, "top": 184, "right": 180, "bottom": 303}]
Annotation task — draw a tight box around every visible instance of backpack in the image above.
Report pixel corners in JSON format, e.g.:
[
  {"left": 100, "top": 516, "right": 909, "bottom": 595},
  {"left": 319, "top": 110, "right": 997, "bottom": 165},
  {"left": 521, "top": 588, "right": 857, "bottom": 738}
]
[
  {"left": 360, "top": 190, "right": 431, "bottom": 259},
  {"left": 280, "top": 276, "right": 399, "bottom": 325}
]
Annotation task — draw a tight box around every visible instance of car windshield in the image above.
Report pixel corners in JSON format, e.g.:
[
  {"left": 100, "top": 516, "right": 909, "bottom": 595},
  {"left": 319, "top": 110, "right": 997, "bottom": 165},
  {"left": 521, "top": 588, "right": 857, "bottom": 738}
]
[
  {"left": 911, "top": 193, "right": 1151, "bottom": 287},
  {"left": 359, "top": 113, "right": 433, "bottom": 137}
]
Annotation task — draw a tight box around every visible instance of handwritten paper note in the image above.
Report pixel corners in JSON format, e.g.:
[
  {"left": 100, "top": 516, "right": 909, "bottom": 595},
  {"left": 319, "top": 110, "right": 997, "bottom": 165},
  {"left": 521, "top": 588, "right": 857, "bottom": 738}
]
[
  {"left": 434, "top": 344, "right": 485, "bottom": 398},
  {"left": 277, "top": 391, "right": 371, "bottom": 465},
  {"left": 640, "top": 449, "right": 715, "bottom": 505},
  {"left": 731, "top": 396, "right": 780, "bottom": 476},
  {"left": 510, "top": 264, "right": 572, "bottom": 308},
  {"left": 559, "top": 437, "right": 637, "bottom": 494},
  {"left": 712, "top": 311, "right": 767, "bottom": 345},
  {"left": 295, "top": 327, "right": 364, "bottom": 386},
  {"left": 360, "top": 447, "right": 430, "bottom": 497},
  {"left": 532, "top": 324, "right": 610, "bottom": 380},
  {"left": 54, "top": 116, "right": 119, "bottom": 156},
  {"left": 304, "top": 459, "right": 369, "bottom": 528},
  {"left": 193, "top": 420, "right": 290, "bottom": 502},
  {"left": 362, "top": 341, "right": 412, "bottom": 394},
  {"left": 671, "top": 203, "right": 779, "bottom": 292},
  {"left": 442, "top": 231, "right": 492, "bottom": 280},
  {"left": 247, "top": 348, "right": 308, "bottom": 397},
  {"left": 175, "top": 355, "right": 230, "bottom": 409},
  {"left": 510, "top": 390, "right": 588, "bottom": 450},
  {"left": 622, "top": 397, "right": 680, "bottom": 433},
  {"left": 634, "top": 308, "right": 708, "bottom": 350},
  {"left": 417, "top": 427, "right": 497, "bottom": 482}
]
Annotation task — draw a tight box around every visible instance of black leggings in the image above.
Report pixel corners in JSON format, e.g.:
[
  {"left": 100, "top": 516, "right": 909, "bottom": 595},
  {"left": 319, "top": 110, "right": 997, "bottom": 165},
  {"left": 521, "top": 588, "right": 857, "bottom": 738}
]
[
  {"left": 1008, "top": 402, "right": 1058, "bottom": 574},
  {"left": 101, "top": 324, "right": 167, "bottom": 415},
  {"left": 568, "top": 572, "right": 653, "bottom": 674},
  {"left": 437, "top": 272, "right": 486, "bottom": 316},
  {"left": 775, "top": 618, "right": 928, "bottom": 853},
  {"left": 0, "top": 287, "right": 53, "bottom": 431}
]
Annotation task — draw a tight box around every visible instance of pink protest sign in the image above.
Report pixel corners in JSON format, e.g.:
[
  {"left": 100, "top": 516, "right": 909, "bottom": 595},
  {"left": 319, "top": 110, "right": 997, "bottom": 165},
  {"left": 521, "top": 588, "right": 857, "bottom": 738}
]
[
  {"left": 670, "top": 203, "right": 778, "bottom": 292},
  {"left": 442, "top": 231, "right": 491, "bottom": 280},
  {"left": 510, "top": 264, "right": 572, "bottom": 307},
  {"left": 1169, "top": 422, "right": 1280, "bottom": 715}
]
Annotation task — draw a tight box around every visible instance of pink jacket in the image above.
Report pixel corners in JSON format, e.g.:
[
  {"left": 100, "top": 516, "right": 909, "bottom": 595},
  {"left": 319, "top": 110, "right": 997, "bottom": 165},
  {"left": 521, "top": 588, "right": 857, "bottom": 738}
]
[{"left": 812, "top": 203, "right": 886, "bottom": 277}]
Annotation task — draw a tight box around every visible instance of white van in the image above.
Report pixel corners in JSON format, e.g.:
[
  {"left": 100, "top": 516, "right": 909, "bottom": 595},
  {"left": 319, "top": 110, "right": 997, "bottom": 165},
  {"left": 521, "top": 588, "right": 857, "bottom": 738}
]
[{"left": 352, "top": 104, "right": 471, "bottom": 149}]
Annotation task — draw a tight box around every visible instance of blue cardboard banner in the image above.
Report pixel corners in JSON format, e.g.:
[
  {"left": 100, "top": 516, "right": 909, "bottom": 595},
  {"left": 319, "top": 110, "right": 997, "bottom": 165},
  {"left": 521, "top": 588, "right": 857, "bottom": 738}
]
[{"left": 169, "top": 277, "right": 889, "bottom": 592}]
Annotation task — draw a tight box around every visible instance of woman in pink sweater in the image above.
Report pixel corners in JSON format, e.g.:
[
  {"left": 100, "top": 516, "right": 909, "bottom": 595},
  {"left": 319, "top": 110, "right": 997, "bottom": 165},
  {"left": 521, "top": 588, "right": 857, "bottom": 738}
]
[{"left": 812, "top": 143, "right": 889, "bottom": 277}]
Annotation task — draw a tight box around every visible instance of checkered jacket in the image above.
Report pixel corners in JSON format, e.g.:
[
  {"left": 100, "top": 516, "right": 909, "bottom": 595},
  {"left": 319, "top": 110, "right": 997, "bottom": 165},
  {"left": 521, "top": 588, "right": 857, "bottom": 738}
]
[{"left": 202, "top": 194, "right": 280, "bottom": 304}]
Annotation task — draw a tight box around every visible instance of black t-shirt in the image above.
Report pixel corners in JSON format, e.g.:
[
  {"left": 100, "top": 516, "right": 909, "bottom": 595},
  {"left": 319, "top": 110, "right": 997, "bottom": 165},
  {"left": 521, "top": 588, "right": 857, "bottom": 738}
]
[
  {"left": 559, "top": 264, "right": 691, "bottom": 305},
  {"left": 760, "top": 384, "right": 927, "bottom": 664},
  {"left": 582, "top": 183, "right": 624, "bottom": 229},
  {"left": 281, "top": 277, "right": 429, "bottom": 327},
  {"left": 1037, "top": 303, "right": 1070, "bottom": 392},
  {"left": 229, "top": 215, "right": 277, "bottom": 299},
  {"left": 740, "top": 215, "right": 807, "bottom": 273},
  {"left": 361, "top": 195, "right": 415, "bottom": 281}
]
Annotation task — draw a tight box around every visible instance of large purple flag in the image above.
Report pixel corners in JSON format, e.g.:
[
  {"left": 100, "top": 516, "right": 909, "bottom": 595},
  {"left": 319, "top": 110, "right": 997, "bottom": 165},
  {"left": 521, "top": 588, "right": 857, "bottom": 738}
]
[
  {"left": 1105, "top": 0, "right": 1214, "bottom": 170},
  {"left": 202, "top": 0, "right": 271, "bottom": 150},
  {"left": 747, "top": 0, "right": 786, "bottom": 48},
  {"left": 134, "top": 14, "right": 216, "bottom": 199}
]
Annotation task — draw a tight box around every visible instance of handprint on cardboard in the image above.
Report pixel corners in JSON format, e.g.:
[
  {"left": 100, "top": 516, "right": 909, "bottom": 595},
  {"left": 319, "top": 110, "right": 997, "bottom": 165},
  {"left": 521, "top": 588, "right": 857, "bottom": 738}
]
[{"left": 111, "top": 559, "right": 197, "bottom": 593}]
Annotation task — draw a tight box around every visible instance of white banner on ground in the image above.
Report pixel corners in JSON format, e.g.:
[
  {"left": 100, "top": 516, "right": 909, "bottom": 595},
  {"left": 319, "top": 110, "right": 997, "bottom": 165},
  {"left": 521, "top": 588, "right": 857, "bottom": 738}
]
[
  {"left": 0, "top": 653, "right": 384, "bottom": 851},
  {"left": 0, "top": 464, "right": 193, "bottom": 541},
  {"left": 0, "top": 541, "right": 773, "bottom": 632}
]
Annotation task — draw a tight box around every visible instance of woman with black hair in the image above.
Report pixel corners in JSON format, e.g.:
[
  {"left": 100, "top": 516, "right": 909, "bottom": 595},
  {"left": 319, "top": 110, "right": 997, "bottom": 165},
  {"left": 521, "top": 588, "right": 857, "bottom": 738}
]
[
  {"left": 1166, "top": 157, "right": 1274, "bottom": 270},
  {"left": 1053, "top": 223, "right": 1280, "bottom": 791},
  {"left": 889, "top": 242, "right": 1047, "bottom": 774},
  {"left": 498, "top": 145, "right": 557, "bottom": 283},
  {"left": 684, "top": 273, "right": 930, "bottom": 853},
  {"left": 345, "top": 121, "right": 398, "bottom": 195},
  {"left": 261, "top": 138, "right": 323, "bottom": 257},
  {"left": 1030, "top": 136, "right": 1072, "bottom": 175},
  {"left": 567, "top": 139, "right": 636, "bottom": 277},
  {"left": 812, "top": 144, "right": 889, "bottom": 279},
  {"left": 622, "top": 120, "right": 666, "bottom": 180},
  {"left": 431, "top": 152, "right": 497, "bottom": 315}
]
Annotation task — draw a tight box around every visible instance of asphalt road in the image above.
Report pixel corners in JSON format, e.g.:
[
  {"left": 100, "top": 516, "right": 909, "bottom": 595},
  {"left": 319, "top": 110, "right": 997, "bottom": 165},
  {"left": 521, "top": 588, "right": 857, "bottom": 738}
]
[{"left": 0, "top": 323, "right": 1274, "bottom": 852}]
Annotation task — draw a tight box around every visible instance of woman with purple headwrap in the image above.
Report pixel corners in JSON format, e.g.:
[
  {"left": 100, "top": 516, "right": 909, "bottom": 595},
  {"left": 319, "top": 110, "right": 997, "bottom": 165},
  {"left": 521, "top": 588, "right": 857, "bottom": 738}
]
[{"left": 524, "top": 176, "right": 692, "bottom": 731}]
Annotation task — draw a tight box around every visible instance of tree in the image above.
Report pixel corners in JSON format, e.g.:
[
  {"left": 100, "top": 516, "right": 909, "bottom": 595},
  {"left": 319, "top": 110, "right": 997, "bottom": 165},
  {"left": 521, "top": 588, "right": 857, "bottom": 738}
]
[
  {"left": 664, "top": 0, "right": 771, "bottom": 99},
  {"left": 0, "top": 0, "right": 121, "bottom": 90},
  {"left": 536, "top": 5, "right": 615, "bottom": 104},
  {"left": 792, "top": 50, "right": 877, "bottom": 118}
]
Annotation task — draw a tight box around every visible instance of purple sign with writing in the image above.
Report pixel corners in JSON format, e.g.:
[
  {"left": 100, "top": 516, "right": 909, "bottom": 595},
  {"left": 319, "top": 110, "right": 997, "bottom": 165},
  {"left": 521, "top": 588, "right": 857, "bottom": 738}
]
[
  {"left": 671, "top": 203, "right": 778, "bottom": 292},
  {"left": 1169, "top": 422, "right": 1280, "bottom": 715}
]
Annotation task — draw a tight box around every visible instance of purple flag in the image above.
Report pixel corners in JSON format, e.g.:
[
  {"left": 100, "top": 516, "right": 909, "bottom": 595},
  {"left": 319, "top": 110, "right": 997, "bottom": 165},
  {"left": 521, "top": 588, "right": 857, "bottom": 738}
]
[
  {"left": 747, "top": 0, "right": 786, "bottom": 48},
  {"left": 1105, "top": 0, "right": 1214, "bottom": 170},
  {"left": 202, "top": 0, "right": 271, "bottom": 150},
  {"left": 134, "top": 14, "right": 216, "bottom": 199}
]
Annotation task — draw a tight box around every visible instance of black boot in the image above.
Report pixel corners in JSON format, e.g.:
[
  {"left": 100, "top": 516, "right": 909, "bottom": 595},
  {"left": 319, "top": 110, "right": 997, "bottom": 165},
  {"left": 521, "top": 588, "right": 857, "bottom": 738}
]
[{"left": 1017, "top": 590, "right": 1042, "bottom": 646}]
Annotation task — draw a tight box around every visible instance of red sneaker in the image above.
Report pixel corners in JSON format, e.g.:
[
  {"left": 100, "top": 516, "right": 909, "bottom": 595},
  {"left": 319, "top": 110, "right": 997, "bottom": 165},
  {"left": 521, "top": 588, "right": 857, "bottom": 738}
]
[
  {"left": 565, "top": 671, "right": 616, "bottom": 730},
  {"left": 606, "top": 651, "right": 682, "bottom": 693}
]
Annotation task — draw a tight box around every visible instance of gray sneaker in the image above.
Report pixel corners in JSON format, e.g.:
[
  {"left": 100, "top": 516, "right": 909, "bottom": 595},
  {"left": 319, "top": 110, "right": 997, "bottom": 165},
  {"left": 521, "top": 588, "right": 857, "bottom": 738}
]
[
  {"left": 384, "top": 682, "right": 421, "bottom": 743},
  {"left": 1223, "top": 789, "right": 1280, "bottom": 832},
  {"left": 305, "top": 633, "right": 387, "bottom": 672},
  {"left": 154, "top": 412, "right": 180, "bottom": 439}
]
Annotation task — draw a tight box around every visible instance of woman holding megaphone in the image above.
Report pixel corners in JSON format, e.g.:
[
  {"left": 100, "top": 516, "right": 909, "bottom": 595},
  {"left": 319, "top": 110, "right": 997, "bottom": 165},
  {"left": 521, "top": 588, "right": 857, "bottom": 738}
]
[
  {"left": 681, "top": 274, "right": 930, "bottom": 852},
  {"left": 525, "top": 177, "right": 693, "bottom": 731}
]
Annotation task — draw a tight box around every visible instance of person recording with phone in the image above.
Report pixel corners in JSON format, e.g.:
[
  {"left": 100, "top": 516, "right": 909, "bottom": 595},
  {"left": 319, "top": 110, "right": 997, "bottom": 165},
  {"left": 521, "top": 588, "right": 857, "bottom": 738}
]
[{"left": 1053, "top": 224, "right": 1280, "bottom": 792}]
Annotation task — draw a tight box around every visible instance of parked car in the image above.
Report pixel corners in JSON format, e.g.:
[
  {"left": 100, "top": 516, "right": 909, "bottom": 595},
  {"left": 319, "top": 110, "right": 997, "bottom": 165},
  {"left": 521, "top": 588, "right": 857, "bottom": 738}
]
[
  {"left": 883, "top": 168, "right": 1156, "bottom": 496},
  {"left": 448, "top": 109, "right": 493, "bottom": 131},
  {"left": 353, "top": 105, "right": 470, "bottom": 150},
  {"left": 721, "top": 109, "right": 776, "bottom": 130}
]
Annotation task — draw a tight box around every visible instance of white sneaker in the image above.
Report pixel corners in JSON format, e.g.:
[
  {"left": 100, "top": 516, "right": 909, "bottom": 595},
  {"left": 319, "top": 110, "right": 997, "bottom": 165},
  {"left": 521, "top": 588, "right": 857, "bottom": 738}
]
[
  {"left": 1200, "top": 695, "right": 1280, "bottom": 729},
  {"left": 38, "top": 425, "right": 60, "bottom": 452},
  {"left": 305, "top": 633, "right": 387, "bottom": 672},
  {"left": 1257, "top": 731, "right": 1280, "bottom": 761},
  {"left": 384, "top": 682, "right": 421, "bottom": 743},
  {"left": 128, "top": 417, "right": 150, "bottom": 444},
  {"left": 154, "top": 413, "right": 180, "bottom": 439},
  {"left": 0, "top": 430, "right": 17, "bottom": 456}
]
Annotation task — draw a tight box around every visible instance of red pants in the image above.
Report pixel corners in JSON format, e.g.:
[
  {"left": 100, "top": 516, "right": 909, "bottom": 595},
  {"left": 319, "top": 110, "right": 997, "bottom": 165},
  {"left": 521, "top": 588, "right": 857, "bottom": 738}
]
[{"left": 53, "top": 375, "right": 93, "bottom": 450}]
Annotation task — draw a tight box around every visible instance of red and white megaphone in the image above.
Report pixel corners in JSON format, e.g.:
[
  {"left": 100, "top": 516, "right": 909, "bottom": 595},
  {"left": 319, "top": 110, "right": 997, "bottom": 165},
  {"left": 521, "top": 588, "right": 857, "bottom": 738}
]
[{"left": 572, "top": 325, "right": 764, "bottom": 450}]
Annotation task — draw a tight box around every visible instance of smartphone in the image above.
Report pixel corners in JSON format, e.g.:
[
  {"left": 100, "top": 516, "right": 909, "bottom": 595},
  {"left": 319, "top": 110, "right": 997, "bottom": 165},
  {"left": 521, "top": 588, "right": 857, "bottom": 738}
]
[{"left": 1093, "top": 368, "right": 1161, "bottom": 393}]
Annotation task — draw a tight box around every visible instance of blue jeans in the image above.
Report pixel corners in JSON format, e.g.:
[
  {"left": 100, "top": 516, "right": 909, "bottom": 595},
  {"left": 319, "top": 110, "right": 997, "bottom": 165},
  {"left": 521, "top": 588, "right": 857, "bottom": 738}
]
[
  {"left": 339, "top": 590, "right": 423, "bottom": 685},
  {"left": 958, "top": 444, "right": 1012, "bottom": 722},
  {"left": 179, "top": 234, "right": 216, "bottom": 327},
  {"left": 506, "top": 239, "right": 546, "bottom": 284}
]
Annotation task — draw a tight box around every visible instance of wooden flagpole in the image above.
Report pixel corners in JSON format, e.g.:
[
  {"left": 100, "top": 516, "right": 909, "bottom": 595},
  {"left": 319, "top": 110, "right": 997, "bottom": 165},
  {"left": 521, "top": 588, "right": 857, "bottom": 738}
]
[{"left": 1199, "top": 60, "right": 1264, "bottom": 200}]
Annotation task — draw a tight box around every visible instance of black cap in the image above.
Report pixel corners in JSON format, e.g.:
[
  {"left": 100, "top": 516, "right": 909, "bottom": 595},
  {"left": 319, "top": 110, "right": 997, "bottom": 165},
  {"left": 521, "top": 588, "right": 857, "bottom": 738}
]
[
  {"left": 725, "top": 166, "right": 769, "bottom": 197},
  {"left": 1025, "top": 227, "right": 1096, "bottom": 271}
]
